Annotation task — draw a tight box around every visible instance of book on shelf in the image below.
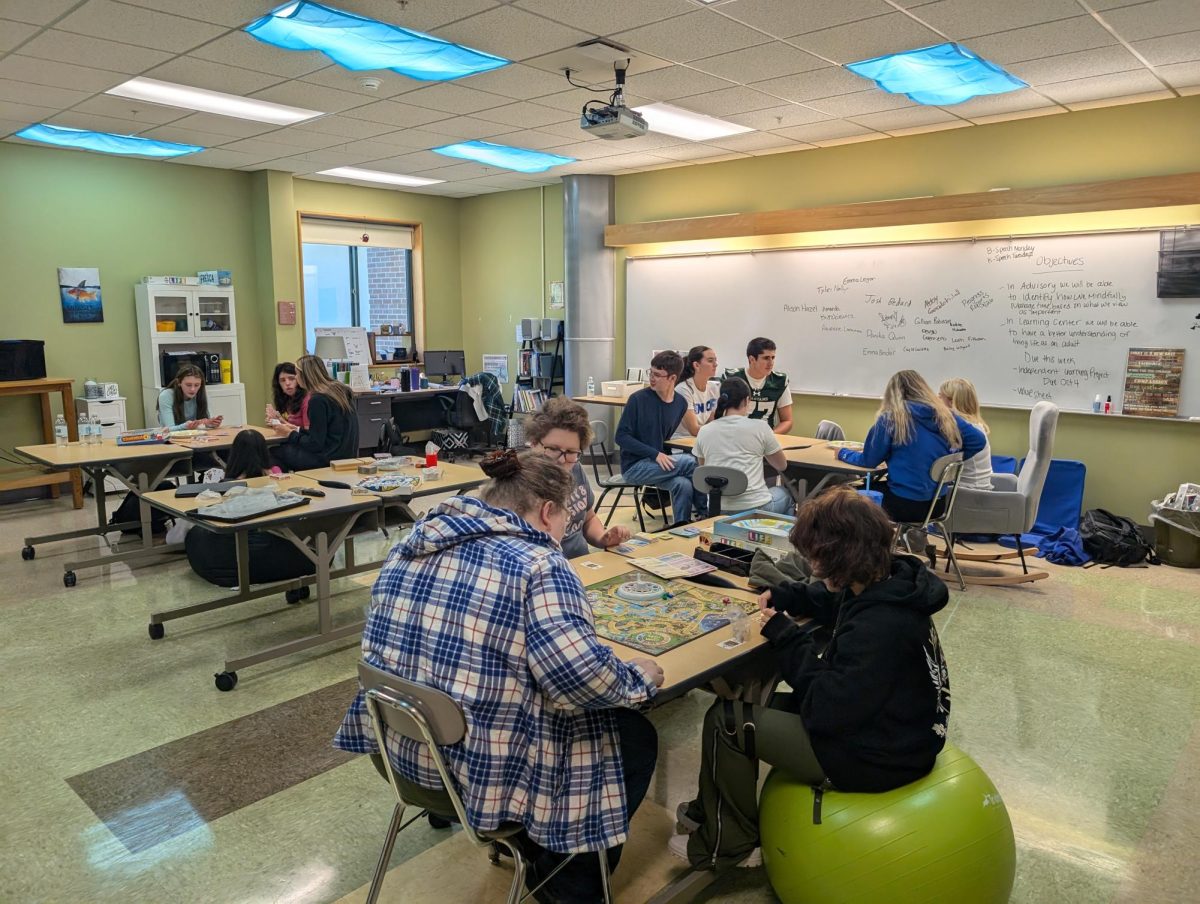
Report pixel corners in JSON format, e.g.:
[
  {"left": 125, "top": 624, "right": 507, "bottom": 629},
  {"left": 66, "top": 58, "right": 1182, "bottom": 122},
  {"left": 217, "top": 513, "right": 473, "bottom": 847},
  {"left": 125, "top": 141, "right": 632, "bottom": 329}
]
[{"left": 513, "top": 387, "right": 548, "bottom": 413}]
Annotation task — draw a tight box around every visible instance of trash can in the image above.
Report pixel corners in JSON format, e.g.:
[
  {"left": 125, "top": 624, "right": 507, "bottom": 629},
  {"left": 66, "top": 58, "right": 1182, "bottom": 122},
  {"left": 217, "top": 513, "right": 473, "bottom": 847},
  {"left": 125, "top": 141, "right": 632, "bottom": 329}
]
[{"left": 1149, "top": 503, "right": 1200, "bottom": 568}]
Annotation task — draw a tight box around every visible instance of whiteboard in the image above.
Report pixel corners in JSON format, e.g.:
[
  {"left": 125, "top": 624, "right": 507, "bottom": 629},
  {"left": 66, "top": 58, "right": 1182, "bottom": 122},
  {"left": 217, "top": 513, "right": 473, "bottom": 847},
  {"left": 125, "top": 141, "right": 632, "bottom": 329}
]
[{"left": 626, "top": 232, "right": 1200, "bottom": 416}]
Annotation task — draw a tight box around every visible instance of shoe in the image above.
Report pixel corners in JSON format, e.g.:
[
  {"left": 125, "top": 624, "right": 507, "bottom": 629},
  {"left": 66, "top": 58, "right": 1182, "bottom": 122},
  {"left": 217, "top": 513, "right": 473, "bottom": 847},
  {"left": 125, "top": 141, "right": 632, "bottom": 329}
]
[
  {"left": 427, "top": 812, "right": 453, "bottom": 829},
  {"left": 925, "top": 544, "right": 938, "bottom": 569},
  {"left": 667, "top": 833, "right": 762, "bottom": 868}
]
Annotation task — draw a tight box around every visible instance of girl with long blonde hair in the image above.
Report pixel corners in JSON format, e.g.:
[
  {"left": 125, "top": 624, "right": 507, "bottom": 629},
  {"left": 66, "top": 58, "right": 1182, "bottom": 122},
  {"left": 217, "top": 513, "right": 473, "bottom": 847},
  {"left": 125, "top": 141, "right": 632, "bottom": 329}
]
[
  {"left": 271, "top": 353, "right": 358, "bottom": 470},
  {"left": 939, "top": 377, "right": 994, "bottom": 491},
  {"left": 837, "top": 370, "right": 986, "bottom": 523}
]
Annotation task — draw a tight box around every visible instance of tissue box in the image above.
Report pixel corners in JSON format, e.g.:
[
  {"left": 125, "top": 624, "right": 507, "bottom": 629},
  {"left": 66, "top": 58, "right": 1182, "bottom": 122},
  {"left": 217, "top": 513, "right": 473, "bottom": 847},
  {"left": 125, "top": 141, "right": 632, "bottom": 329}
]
[
  {"left": 198, "top": 269, "right": 233, "bottom": 286},
  {"left": 101, "top": 382, "right": 119, "bottom": 398},
  {"left": 601, "top": 380, "right": 644, "bottom": 398}
]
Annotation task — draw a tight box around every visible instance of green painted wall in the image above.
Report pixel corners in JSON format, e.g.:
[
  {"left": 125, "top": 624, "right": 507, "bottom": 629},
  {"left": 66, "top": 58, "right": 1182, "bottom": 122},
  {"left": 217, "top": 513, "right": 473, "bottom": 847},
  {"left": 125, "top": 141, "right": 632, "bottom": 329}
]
[{"left": 0, "top": 142, "right": 264, "bottom": 442}]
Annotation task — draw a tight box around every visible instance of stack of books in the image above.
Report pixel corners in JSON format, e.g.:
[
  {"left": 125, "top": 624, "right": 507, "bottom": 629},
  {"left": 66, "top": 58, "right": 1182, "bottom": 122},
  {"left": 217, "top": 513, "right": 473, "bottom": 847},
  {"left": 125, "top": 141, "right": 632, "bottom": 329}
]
[{"left": 512, "top": 388, "right": 547, "bottom": 413}]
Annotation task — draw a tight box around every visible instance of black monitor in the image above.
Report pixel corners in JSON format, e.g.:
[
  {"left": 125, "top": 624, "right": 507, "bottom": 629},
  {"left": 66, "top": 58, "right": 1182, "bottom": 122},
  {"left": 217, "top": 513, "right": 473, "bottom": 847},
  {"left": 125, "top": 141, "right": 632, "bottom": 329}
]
[{"left": 424, "top": 349, "right": 466, "bottom": 379}]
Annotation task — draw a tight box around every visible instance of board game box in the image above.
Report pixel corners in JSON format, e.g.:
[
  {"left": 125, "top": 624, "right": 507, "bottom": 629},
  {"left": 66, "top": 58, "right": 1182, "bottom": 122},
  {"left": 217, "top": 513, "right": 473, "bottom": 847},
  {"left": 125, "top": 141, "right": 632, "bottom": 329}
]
[
  {"left": 585, "top": 572, "right": 756, "bottom": 656},
  {"left": 701, "top": 511, "right": 796, "bottom": 560}
]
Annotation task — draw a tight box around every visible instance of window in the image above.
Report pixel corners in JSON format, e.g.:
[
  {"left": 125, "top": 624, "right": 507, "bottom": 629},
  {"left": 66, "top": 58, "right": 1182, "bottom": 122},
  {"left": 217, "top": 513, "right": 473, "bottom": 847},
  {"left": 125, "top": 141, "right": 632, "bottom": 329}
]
[{"left": 299, "top": 217, "right": 417, "bottom": 359}]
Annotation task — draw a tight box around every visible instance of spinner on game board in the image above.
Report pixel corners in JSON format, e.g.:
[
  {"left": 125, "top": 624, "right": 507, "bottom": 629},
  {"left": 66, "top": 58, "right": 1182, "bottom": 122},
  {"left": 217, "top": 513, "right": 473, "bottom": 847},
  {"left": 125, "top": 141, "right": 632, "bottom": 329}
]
[{"left": 701, "top": 510, "right": 796, "bottom": 559}]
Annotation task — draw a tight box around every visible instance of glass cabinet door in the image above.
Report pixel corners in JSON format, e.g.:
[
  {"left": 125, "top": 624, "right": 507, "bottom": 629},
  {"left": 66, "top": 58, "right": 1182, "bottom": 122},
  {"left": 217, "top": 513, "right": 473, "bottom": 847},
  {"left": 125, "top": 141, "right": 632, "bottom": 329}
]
[
  {"left": 195, "top": 293, "right": 233, "bottom": 335},
  {"left": 152, "top": 293, "right": 191, "bottom": 335}
]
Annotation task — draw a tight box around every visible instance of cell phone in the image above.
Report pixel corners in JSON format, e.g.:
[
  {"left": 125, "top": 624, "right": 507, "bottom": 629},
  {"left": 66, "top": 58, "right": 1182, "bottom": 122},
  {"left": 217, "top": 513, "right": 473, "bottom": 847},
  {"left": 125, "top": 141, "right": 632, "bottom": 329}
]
[{"left": 298, "top": 487, "right": 325, "bottom": 497}]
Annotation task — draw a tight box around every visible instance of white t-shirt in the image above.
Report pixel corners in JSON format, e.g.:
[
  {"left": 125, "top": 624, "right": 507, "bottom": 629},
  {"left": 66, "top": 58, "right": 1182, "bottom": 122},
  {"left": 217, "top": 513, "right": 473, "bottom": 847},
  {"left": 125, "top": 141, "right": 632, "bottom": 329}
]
[
  {"left": 673, "top": 378, "right": 722, "bottom": 438},
  {"left": 745, "top": 372, "right": 792, "bottom": 425},
  {"left": 959, "top": 433, "right": 994, "bottom": 491},
  {"left": 694, "top": 415, "right": 783, "bottom": 513}
]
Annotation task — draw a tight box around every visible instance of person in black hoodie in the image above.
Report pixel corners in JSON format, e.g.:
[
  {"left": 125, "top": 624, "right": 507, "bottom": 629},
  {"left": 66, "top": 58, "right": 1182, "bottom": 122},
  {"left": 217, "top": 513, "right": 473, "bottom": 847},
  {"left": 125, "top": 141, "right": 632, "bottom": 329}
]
[
  {"left": 670, "top": 487, "right": 950, "bottom": 870},
  {"left": 271, "top": 353, "right": 358, "bottom": 471}
]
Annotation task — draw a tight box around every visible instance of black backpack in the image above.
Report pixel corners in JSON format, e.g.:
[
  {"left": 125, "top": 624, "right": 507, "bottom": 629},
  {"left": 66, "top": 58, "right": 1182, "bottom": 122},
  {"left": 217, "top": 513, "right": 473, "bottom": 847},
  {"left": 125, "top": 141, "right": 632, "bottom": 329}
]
[
  {"left": 109, "top": 483, "right": 175, "bottom": 537},
  {"left": 1079, "top": 509, "right": 1159, "bottom": 566},
  {"left": 376, "top": 418, "right": 423, "bottom": 457}
]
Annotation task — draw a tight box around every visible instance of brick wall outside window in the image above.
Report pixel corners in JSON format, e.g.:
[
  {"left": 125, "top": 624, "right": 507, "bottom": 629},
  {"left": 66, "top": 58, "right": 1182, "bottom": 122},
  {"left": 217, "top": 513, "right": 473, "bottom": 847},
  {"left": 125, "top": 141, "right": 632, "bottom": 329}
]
[{"left": 363, "top": 247, "right": 410, "bottom": 334}]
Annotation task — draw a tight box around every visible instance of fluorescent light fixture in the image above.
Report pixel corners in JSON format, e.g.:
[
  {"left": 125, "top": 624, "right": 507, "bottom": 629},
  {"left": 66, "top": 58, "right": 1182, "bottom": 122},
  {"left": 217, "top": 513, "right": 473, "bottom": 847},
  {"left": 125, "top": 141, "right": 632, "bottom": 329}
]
[
  {"left": 847, "top": 42, "right": 1026, "bottom": 106},
  {"left": 433, "top": 141, "right": 574, "bottom": 173},
  {"left": 246, "top": 1, "right": 509, "bottom": 81},
  {"left": 317, "top": 166, "right": 444, "bottom": 187},
  {"left": 106, "top": 77, "right": 321, "bottom": 125},
  {"left": 15, "top": 123, "right": 203, "bottom": 158},
  {"left": 633, "top": 103, "right": 753, "bottom": 141}
]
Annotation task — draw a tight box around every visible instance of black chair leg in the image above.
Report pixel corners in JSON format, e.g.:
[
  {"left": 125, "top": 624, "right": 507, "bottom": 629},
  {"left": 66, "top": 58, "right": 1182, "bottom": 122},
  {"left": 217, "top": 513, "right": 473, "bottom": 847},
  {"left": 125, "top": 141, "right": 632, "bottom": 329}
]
[
  {"left": 1015, "top": 535, "right": 1029, "bottom": 574},
  {"left": 604, "top": 487, "right": 624, "bottom": 527},
  {"left": 594, "top": 487, "right": 611, "bottom": 517},
  {"left": 633, "top": 490, "right": 646, "bottom": 533}
]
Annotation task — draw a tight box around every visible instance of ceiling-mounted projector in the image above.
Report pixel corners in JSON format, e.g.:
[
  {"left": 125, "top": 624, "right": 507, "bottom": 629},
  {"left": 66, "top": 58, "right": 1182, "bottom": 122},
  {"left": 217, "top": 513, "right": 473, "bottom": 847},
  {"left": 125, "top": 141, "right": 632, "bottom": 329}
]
[{"left": 576, "top": 62, "right": 647, "bottom": 140}]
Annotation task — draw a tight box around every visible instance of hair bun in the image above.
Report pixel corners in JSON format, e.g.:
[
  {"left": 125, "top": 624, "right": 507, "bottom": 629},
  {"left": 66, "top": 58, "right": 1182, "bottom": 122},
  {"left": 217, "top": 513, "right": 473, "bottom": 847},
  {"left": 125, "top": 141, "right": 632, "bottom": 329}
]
[
  {"left": 480, "top": 448, "right": 522, "bottom": 479},
  {"left": 718, "top": 392, "right": 730, "bottom": 402}
]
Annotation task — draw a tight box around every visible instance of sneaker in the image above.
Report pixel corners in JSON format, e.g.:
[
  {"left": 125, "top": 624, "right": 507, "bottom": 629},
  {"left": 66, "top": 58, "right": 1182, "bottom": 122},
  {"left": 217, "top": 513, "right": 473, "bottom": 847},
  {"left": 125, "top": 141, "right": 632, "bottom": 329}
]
[{"left": 667, "top": 833, "right": 762, "bottom": 868}]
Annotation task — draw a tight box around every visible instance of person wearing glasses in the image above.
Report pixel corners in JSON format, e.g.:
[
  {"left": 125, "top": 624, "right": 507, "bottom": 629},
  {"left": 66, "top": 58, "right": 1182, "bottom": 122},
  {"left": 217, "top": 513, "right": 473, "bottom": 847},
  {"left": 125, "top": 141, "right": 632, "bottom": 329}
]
[
  {"left": 615, "top": 350, "right": 705, "bottom": 526},
  {"left": 527, "top": 397, "right": 631, "bottom": 558}
]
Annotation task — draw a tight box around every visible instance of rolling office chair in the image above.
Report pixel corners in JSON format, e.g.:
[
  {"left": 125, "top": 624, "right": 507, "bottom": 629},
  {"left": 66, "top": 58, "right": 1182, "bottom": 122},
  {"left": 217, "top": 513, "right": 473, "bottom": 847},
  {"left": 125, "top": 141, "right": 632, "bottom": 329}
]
[
  {"left": 358, "top": 661, "right": 614, "bottom": 904},
  {"left": 692, "top": 466, "right": 748, "bottom": 517}
]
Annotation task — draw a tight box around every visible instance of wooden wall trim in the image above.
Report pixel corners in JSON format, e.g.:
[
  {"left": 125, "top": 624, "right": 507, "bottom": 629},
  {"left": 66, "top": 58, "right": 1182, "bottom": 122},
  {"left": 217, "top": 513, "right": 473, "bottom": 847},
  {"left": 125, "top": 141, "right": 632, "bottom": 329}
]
[{"left": 604, "top": 171, "right": 1200, "bottom": 247}]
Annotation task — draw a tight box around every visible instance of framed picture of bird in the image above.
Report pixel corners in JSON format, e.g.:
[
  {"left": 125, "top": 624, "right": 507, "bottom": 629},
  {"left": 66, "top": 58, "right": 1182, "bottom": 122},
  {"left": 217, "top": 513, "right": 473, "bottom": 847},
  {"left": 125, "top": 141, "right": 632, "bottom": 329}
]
[{"left": 57, "top": 266, "right": 104, "bottom": 323}]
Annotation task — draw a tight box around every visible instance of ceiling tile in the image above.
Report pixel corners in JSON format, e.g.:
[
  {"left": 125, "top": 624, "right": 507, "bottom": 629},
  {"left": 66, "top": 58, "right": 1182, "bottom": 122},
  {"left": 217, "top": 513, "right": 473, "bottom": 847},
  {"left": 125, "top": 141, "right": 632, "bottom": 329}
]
[
  {"left": 0, "top": 0, "right": 80, "bottom": 26},
  {"left": 0, "top": 117, "right": 34, "bottom": 138},
  {"left": 470, "top": 100, "right": 571, "bottom": 129},
  {"left": 849, "top": 106, "right": 961, "bottom": 132},
  {"left": 417, "top": 114, "right": 511, "bottom": 139},
  {"left": 638, "top": 141, "right": 736, "bottom": 161},
  {"left": 0, "top": 99, "right": 60, "bottom": 122},
  {"left": 154, "top": 110, "right": 279, "bottom": 137},
  {"left": 789, "top": 13, "right": 945, "bottom": 65},
  {"left": 1133, "top": 31, "right": 1200, "bottom": 66},
  {"left": 68, "top": 93, "right": 189, "bottom": 126},
  {"left": 411, "top": 161, "right": 494, "bottom": 180},
  {"left": 339, "top": 100, "right": 455, "bottom": 128},
  {"left": 137, "top": 123, "right": 247, "bottom": 147},
  {"left": 18, "top": 29, "right": 175, "bottom": 74},
  {"left": 966, "top": 18, "right": 1117, "bottom": 65},
  {"left": 401, "top": 82, "right": 512, "bottom": 114},
  {"left": 513, "top": 0, "right": 693, "bottom": 35},
  {"left": 714, "top": 0, "right": 896, "bottom": 41},
  {"left": 290, "top": 114, "right": 405, "bottom": 140},
  {"left": 611, "top": 10, "right": 769, "bottom": 63},
  {"left": 1158, "top": 60, "right": 1200, "bottom": 88},
  {"left": 811, "top": 131, "right": 889, "bottom": 148},
  {"left": 457, "top": 63, "right": 573, "bottom": 101},
  {"left": 250, "top": 80, "right": 369, "bottom": 114},
  {"left": 0, "top": 19, "right": 38, "bottom": 53},
  {"left": 752, "top": 67, "right": 867, "bottom": 103},
  {"left": 168, "top": 146, "right": 270, "bottom": 168},
  {"left": 1088, "top": 0, "right": 1152, "bottom": 7},
  {"left": 1039, "top": 70, "right": 1172, "bottom": 105},
  {"left": 601, "top": 131, "right": 690, "bottom": 153},
  {"left": 191, "top": 31, "right": 330, "bottom": 78},
  {"left": 55, "top": 0, "right": 227, "bottom": 53},
  {"left": 1099, "top": 0, "right": 1200, "bottom": 43},
  {"left": 239, "top": 156, "right": 315, "bottom": 172},
  {"left": 432, "top": 6, "right": 591, "bottom": 62},
  {"left": 537, "top": 138, "right": 629, "bottom": 160},
  {"left": 534, "top": 87, "right": 654, "bottom": 116},
  {"left": 243, "top": 125, "right": 352, "bottom": 150},
  {"left": 117, "top": 0, "right": 276, "bottom": 28},
  {"left": 773, "top": 119, "right": 881, "bottom": 142},
  {"left": 706, "top": 131, "right": 801, "bottom": 152},
  {"left": 1064, "top": 88, "right": 1175, "bottom": 111},
  {"left": 748, "top": 141, "right": 814, "bottom": 156},
  {"left": 803, "top": 89, "right": 912, "bottom": 117},
  {"left": 300, "top": 65, "right": 423, "bottom": 99},
  {"left": 486, "top": 128, "right": 574, "bottom": 150},
  {"left": 604, "top": 151, "right": 681, "bottom": 170},
  {"left": 0, "top": 78, "right": 91, "bottom": 109},
  {"left": 46, "top": 110, "right": 151, "bottom": 135},
  {"left": 691, "top": 41, "right": 828, "bottom": 83},
  {"left": 886, "top": 119, "right": 971, "bottom": 137},
  {"left": 623, "top": 65, "right": 734, "bottom": 101},
  {"left": 360, "top": 150, "right": 453, "bottom": 172},
  {"left": 908, "top": 0, "right": 1083, "bottom": 39},
  {"left": 143, "top": 57, "right": 288, "bottom": 96},
  {"left": 1007, "top": 46, "right": 1143, "bottom": 86},
  {"left": 357, "top": 126, "right": 464, "bottom": 149},
  {"left": 948, "top": 87, "right": 1060, "bottom": 120},
  {"left": 672, "top": 85, "right": 781, "bottom": 116},
  {"left": 725, "top": 103, "right": 830, "bottom": 130},
  {"left": 0, "top": 54, "right": 127, "bottom": 93},
  {"left": 219, "top": 135, "right": 325, "bottom": 159},
  {"left": 332, "top": 0, "right": 502, "bottom": 33}
]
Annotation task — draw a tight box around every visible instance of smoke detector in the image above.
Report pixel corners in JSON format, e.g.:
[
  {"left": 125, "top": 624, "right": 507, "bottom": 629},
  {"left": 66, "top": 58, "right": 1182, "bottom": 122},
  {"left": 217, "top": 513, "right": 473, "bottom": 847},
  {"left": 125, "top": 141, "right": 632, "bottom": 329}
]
[{"left": 359, "top": 77, "right": 382, "bottom": 91}]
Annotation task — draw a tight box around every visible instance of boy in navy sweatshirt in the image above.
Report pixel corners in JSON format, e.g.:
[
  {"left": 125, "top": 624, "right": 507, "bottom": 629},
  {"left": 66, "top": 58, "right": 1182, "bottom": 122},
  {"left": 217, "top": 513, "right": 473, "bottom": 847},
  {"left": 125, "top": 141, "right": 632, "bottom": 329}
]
[{"left": 616, "top": 350, "right": 705, "bottom": 525}]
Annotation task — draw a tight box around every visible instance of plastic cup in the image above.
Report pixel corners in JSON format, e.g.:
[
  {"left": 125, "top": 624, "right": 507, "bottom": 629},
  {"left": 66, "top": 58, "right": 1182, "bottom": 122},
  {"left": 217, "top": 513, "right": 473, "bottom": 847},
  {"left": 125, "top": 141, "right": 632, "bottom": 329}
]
[
  {"left": 425, "top": 451, "right": 438, "bottom": 468},
  {"left": 724, "top": 604, "right": 750, "bottom": 644}
]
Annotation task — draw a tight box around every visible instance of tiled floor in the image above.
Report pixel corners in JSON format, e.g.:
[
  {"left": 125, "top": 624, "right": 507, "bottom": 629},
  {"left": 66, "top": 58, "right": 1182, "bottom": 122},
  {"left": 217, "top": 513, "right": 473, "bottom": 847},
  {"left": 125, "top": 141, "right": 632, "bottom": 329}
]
[{"left": 1, "top": 483, "right": 1198, "bottom": 904}]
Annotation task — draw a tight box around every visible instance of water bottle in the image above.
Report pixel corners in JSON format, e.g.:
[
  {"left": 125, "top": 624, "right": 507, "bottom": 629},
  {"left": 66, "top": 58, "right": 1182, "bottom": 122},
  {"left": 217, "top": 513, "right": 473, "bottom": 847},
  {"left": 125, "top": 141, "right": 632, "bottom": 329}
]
[
  {"left": 78, "top": 412, "right": 90, "bottom": 444},
  {"left": 586, "top": 375, "right": 596, "bottom": 397},
  {"left": 91, "top": 414, "right": 103, "bottom": 444},
  {"left": 54, "top": 414, "right": 68, "bottom": 446}
]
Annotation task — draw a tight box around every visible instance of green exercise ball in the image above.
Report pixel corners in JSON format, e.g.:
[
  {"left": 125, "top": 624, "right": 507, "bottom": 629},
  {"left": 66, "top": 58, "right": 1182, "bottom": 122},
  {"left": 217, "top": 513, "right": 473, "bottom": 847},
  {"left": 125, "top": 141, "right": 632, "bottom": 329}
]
[{"left": 759, "top": 745, "right": 1015, "bottom": 904}]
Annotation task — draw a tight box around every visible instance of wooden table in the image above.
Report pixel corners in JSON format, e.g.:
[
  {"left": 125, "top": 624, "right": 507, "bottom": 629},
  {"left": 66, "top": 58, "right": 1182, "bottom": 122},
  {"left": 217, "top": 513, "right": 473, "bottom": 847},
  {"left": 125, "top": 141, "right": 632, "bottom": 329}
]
[
  {"left": 572, "top": 394, "right": 632, "bottom": 408},
  {"left": 298, "top": 459, "right": 485, "bottom": 523},
  {"left": 167, "top": 424, "right": 282, "bottom": 468},
  {"left": 15, "top": 439, "right": 194, "bottom": 586},
  {"left": 1, "top": 377, "right": 83, "bottom": 508}
]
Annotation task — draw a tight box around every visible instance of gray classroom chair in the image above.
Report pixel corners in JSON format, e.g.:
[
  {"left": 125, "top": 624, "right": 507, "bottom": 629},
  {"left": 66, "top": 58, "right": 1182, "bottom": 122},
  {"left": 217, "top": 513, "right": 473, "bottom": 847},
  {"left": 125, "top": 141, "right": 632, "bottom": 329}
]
[
  {"left": 692, "top": 465, "right": 748, "bottom": 517},
  {"left": 358, "top": 661, "right": 614, "bottom": 904},
  {"left": 815, "top": 420, "right": 845, "bottom": 441},
  {"left": 588, "top": 420, "right": 668, "bottom": 532},
  {"left": 892, "top": 453, "right": 966, "bottom": 591}
]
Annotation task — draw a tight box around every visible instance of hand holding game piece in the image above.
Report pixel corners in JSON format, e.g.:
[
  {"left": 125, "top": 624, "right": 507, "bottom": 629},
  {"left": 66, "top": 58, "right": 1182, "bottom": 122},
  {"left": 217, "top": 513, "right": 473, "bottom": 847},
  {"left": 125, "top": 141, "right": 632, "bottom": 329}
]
[
  {"left": 758, "top": 589, "right": 777, "bottom": 625},
  {"left": 629, "top": 657, "right": 664, "bottom": 688},
  {"left": 598, "top": 524, "right": 632, "bottom": 547}
]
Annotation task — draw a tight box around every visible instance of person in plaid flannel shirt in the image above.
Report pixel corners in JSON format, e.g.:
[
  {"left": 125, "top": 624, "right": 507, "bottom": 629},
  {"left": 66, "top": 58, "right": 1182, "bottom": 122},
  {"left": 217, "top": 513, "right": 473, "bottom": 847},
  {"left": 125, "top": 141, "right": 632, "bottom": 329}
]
[{"left": 335, "top": 449, "right": 664, "bottom": 903}]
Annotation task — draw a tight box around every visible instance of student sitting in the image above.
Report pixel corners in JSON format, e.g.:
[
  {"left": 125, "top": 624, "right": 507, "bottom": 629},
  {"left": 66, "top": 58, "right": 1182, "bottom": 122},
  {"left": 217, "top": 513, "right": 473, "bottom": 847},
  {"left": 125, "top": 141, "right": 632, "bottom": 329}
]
[
  {"left": 673, "top": 345, "right": 721, "bottom": 438},
  {"left": 724, "top": 337, "right": 793, "bottom": 434},
  {"left": 184, "top": 430, "right": 316, "bottom": 588},
  {"left": 267, "top": 361, "right": 309, "bottom": 428},
  {"left": 271, "top": 354, "right": 358, "bottom": 471},
  {"left": 615, "top": 350, "right": 705, "bottom": 525},
  {"left": 671, "top": 488, "right": 950, "bottom": 869},
  {"left": 938, "top": 377, "right": 994, "bottom": 491},
  {"left": 837, "top": 370, "right": 986, "bottom": 524},
  {"left": 158, "top": 364, "right": 222, "bottom": 431},
  {"left": 334, "top": 450, "right": 663, "bottom": 904},
  {"left": 694, "top": 377, "right": 793, "bottom": 515},
  {"left": 526, "top": 397, "right": 631, "bottom": 558}
]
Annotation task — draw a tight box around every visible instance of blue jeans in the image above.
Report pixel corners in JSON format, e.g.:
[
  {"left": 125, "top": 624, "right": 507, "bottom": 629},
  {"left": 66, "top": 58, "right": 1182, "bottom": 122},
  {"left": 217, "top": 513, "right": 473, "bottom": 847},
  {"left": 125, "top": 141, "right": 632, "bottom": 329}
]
[
  {"left": 622, "top": 454, "right": 704, "bottom": 524},
  {"left": 760, "top": 485, "right": 795, "bottom": 515}
]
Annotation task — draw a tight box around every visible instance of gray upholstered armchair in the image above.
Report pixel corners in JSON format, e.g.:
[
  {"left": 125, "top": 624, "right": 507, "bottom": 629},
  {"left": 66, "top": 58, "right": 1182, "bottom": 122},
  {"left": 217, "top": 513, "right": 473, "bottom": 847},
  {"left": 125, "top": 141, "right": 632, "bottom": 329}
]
[{"left": 951, "top": 401, "right": 1060, "bottom": 567}]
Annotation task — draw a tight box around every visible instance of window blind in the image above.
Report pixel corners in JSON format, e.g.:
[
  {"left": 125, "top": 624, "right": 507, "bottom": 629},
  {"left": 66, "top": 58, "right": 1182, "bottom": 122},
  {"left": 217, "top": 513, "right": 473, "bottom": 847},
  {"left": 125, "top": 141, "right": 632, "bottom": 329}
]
[{"left": 300, "top": 217, "right": 413, "bottom": 249}]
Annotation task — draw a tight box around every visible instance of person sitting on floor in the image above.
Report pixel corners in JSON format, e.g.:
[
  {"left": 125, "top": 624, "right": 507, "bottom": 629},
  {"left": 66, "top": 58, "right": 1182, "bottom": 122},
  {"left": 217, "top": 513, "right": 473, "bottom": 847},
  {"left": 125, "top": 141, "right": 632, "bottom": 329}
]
[
  {"left": 694, "top": 377, "right": 794, "bottom": 515},
  {"left": 266, "top": 361, "right": 309, "bottom": 428},
  {"left": 615, "top": 350, "right": 706, "bottom": 525},
  {"left": 671, "top": 487, "right": 950, "bottom": 870},
  {"left": 184, "top": 429, "right": 315, "bottom": 588},
  {"left": 334, "top": 450, "right": 663, "bottom": 904},
  {"left": 526, "top": 396, "right": 631, "bottom": 558},
  {"left": 270, "top": 354, "right": 358, "bottom": 471}
]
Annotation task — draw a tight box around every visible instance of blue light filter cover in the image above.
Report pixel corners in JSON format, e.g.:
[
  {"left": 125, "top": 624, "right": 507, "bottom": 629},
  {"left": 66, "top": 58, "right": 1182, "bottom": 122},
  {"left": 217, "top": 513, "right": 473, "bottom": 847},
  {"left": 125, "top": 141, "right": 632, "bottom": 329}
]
[
  {"left": 847, "top": 42, "right": 1027, "bottom": 105},
  {"left": 15, "top": 123, "right": 203, "bottom": 157},
  {"left": 433, "top": 141, "right": 576, "bottom": 174},
  {"left": 246, "top": 1, "right": 509, "bottom": 81}
]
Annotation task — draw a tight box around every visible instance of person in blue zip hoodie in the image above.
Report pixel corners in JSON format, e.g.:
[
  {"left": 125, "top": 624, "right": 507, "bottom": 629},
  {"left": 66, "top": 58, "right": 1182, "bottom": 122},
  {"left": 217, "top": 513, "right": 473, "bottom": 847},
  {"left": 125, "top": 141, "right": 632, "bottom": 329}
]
[{"left": 838, "top": 370, "right": 986, "bottom": 524}]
